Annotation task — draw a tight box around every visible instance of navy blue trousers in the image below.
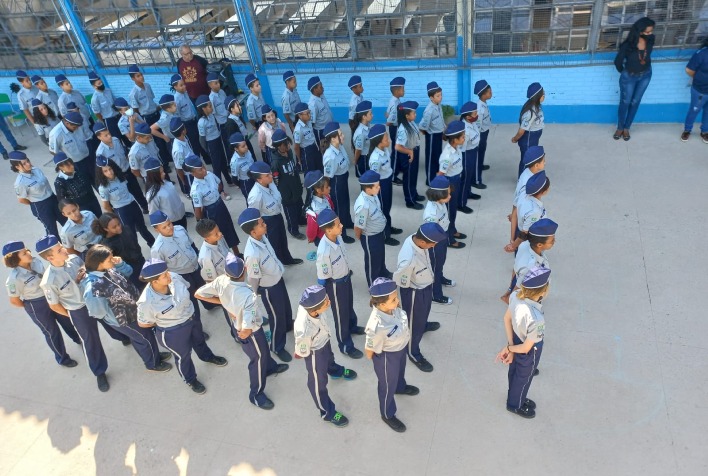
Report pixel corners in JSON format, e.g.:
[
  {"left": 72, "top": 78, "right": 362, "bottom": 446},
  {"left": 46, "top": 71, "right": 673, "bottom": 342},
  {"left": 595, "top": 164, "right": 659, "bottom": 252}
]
[
  {"left": 446, "top": 173, "right": 461, "bottom": 241},
  {"left": 507, "top": 335, "right": 543, "bottom": 409},
  {"left": 206, "top": 137, "right": 233, "bottom": 185},
  {"left": 305, "top": 341, "right": 344, "bottom": 420},
  {"left": 238, "top": 327, "right": 279, "bottom": 406},
  {"left": 238, "top": 178, "right": 255, "bottom": 201},
  {"left": 107, "top": 320, "right": 160, "bottom": 369},
  {"left": 424, "top": 132, "right": 442, "bottom": 186},
  {"left": 30, "top": 195, "right": 67, "bottom": 237},
  {"left": 330, "top": 172, "right": 353, "bottom": 228},
  {"left": 518, "top": 130, "right": 543, "bottom": 177},
  {"left": 388, "top": 125, "right": 401, "bottom": 176},
  {"left": 377, "top": 176, "right": 394, "bottom": 239},
  {"left": 429, "top": 239, "right": 448, "bottom": 301},
  {"left": 73, "top": 157, "right": 96, "bottom": 193},
  {"left": 400, "top": 285, "right": 433, "bottom": 362},
  {"left": 260, "top": 278, "right": 293, "bottom": 354},
  {"left": 263, "top": 214, "right": 295, "bottom": 265},
  {"left": 282, "top": 201, "right": 304, "bottom": 237},
  {"left": 361, "top": 231, "right": 388, "bottom": 286},
  {"left": 459, "top": 148, "right": 478, "bottom": 208},
  {"left": 125, "top": 172, "right": 148, "bottom": 211},
  {"left": 24, "top": 297, "right": 79, "bottom": 365},
  {"left": 372, "top": 347, "right": 407, "bottom": 418},
  {"left": 324, "top": 278, "right": 358, "bottom": 353},
  {"left": 115, "top": 200, "right": 154, "bottom": 246},
  {"left": 68, "top": 306, "right": 108, "bottom": 376},
  {"left": 477, "top": 130, "right": 489, "bottom": 183},
  {"left": 355, "top": 153, "right": 368, "bottom": 177},
  {"left": 204, "top": 199, "right": 240, "bottom": 248},
  {"left": 301, "top": 143, "right": 323, "bottom": 173},
  {"left": 313, "top": 129, "right": 324, "bottom": 150},
  {"left": 184, "top": 118, "right": 206, "bottom": 162},
  {"left": 399, "top": 147, "right": 420, "bottom": 206},
  {"left": 157, "top": 317, "right": 215, "bottom": 385}
]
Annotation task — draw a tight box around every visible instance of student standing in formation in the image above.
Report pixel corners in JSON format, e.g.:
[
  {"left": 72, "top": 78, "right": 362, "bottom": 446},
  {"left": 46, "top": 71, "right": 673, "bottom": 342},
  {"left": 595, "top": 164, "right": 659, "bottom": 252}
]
[
  {"left": 387, "top": 77, "right": 406, "bottom": 185},
  {"left": 194, "top": 255, "right": 288, "bottom": 409},
  {"left": 515, "top": 218, "right": 556, "bottom": 291},
  {"left": 92, "top": 213, "right": 147, "bottom": 289},
  {"left": 496, "top": 266, "right": 551, "bottom": 419},
  {"left": 94, "top": 121, "right": 149, "bottom": 213},
  {"left": 37, "top": 236, "right": 126, "bottom": 392},
  {"left": 475, "top": 79, "right": 493, "bottom": 186},
  {"left": 511, "top": 82, "right": 545, "bottom": 177},
  {"left": 316, "top": 209, "right": 365, "bottom": 359},
  {"left": 368, "top": 124, "right": 402, "bottom": 243},
  {"left": 31, "top": 75, "right": 59, "bottom": 117},
  {"left": 88, "top": 72, "right": 121, "bottom": 140},
  {"left": 16, "top": 70, "right": 38, "bottom": 124},
  {"left": 394, "top": 222, "right": 445, "bottom": 373},
  {"left": 365, "top": 277, "right": 419, "bottom": 433},
  {"left": 257, "top": 105, "right": 288, "bottom": 165},
  {"left": 229, "top": 132, "right": 255, "bottom": 201},
  {"left": 395, "top": 101, "right": 424, "bottom": 210},
  {"left": 239, "top": 208, "right": 295, "bottom": 363},
  {"left": 352, "top": 100, "right": 373, "bottom": 177},
  {"left": 95, "top": 156, "right": 155, "bottom": 246},
  {"left": 508, "top": 146, "right": 546, "bottom": 263},
  {"left": 247, "top": 161, "right": 302, "bottom": 265},
  {"left": 308, "top": 76, "right": 333, "bottom": 144},
  {"left": 437, "top": 120, "right": 469, "bottom": 246},
  {"left": 48, "top": 111, "right": 94, "bottom": 185},
  {"left": 224, "top": 96, "right": 256, "bottom": 159},
  {"left": 348, "top": 75, "right": 364, "bottom": 130},
  {"left": 56, "top": 75, "right": 92, "bottom": 127},
  {"left": 115, "top": 97, "right": 144, "bottom": 146},
  {"left": 137, "top": 259, "right": 228, "bottom": 395},
  {"left": 128, "top": 65, "right": 172, "bottom": 168},
  {"left": 304, "top": 171, "right": 354, "bottom": 245},
  {"left": 419, "top": 81, "right": 445, "bottom": 186},
  {"left": 52, "top": 152, "right": 102, "bottom": 219},
  {"left": 354, "top": 170, "right": 394, "bottom": 286},
  {"left": 4, "top": 240, "right": 80, "bottom": 368},
  {"left": 281, "top": 70, "right": 301, "bottom": 132},
  {"left": 424, "top": 176, "right": 461, "bottom": 306},
  {"left": 58, "top": 199, "right": 101, "bottom": 258},
  {"left": 207, "top": 72, "right": 228, "bottom": 132},
  {"left": 65, "top": 101, "right": 100, "bottom": 167},
  {"left": 171, "top": 73, "right": 204, "bottom": 160},
  {"left": 152, "top": 95, "right": 177, "bottom": 159},
  {"left": 293, "top": 102, "right": 322, "bottom": 173},
  {"left": 196, "top": 95, "right": 234, "bottom": 188},
  {"left": 145, "top": 157, "right": 191, "bottom": 229},
  {"left": 322, "top": 122, "right": 355, "bottom": 230},
  {"left": 129, "top": 122, "right": 165, "bottom": 180},
  {"left": 11, "top": 151, "right": 66, "bottom": 237},
  {"left": 245, "top": 74, "right": 266, "bottom": 132},
  {"left": 294, "top": 285, "right": 356, "bottom": 427},
  {"left": 459, "top": 101, "right": 481, "bottom": 211},
  {"left": 183, "top": 155, "right": 241, "bottom": 256},
  {"left": 169, "top": 117, "right": 194, "bottom": 195},
  {"left": 32, "top": 98, "right": 60, "bottom": 147},
  {"left": 270, "top": 129, "right": 306, "bottom": 240}
]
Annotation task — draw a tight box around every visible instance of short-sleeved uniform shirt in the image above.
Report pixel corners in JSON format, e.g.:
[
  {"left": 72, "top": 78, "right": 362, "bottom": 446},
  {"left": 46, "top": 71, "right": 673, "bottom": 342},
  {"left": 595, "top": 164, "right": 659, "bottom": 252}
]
[
  {"left": 137, "top": 273, "right": 194, "bottom": 328},
  {"left": 316, "top": 235, "right": 351, "bottom": 280},
  {"left": 15, "top": 168, "right": 53, "bottom": 202},
  {"left": 353, "top": 123, "right": 370, "bottom": 155},
  {"left": 129, "top": 140, "right": 160, "bottom": 177},
  {"left": 520, "top": 107, "right": 544, "bottom": 132},
  {"left": 368, "top": 147, "right": 392, "bottom": 180},
  {"left": 516, "top": 195, "right": 546, "bottom": 233},
  {"left": 198, "top": 113, "right": 221, "bottom": 141},
  {"left": 322, "top": 145, "right": 349, "bottom": 178},
  {"left": 477, "top": 100, "right": 491, "bottom": 132},
  {"left": 147, "top": 181, "right": 186, "bottom": 222},
  {"left": 514, "top": 168, "right": 535, "bottom": 208},
  {"left": 190, "top": 171, "right": 221, "bottom": 208},
  {"left": 396, "top": 122, "right": 420, "bottom": 149},
  {"left": 438, "top": 142, "right": 463, "bottom": 177},
  {"left": 6, "top": 260, "right": 46, "bottom": 301},
  {"left": 243, "top": 236, "right": 283, "bottom": 288},
  {"left": 49, "top": 122, "right": 90, "bottom": 161},
  {"left": 294, "top": 306, "right": 333, "bottom": 357},
  {"left": 248, "top": 182, "right": 283, "bottom": 216},
  {"left": 35, "top": 117, "right": 60, "bottom": 139},
  {"left": 464, "top": 120, "right": 480, "bottom": 151},
  {"left": 514, "top": 241, "right": 550, "bottom": 286},
  {"left": 230, "top": 151, "right": 254, "bottom": 181},
  {"left": 171, "top": 138, "right": 193, "bottom": 171},
  {"left": 18, "top": 86, "right": 38, "bottom": 113},
  {"left": 394, "top": 235, "right": 434, "bottom": 289},
  {"left": 387, "top": 96, "right": 400, "bottom": 126},
  {"left": 91, "top": 88, "right": 118, "bottom": 119},
  {"left": 175, "top": 91, "right": 197, "bottom": 121},
  {"left": 60, "top": 211, "right": 100, "bottom": 252},
  {"left": 353, "top": 192, "right": 386, "bottom": 235},
  {"left": 209, "top": 89, "right": 228, "bottom": 125},
  {"left": 281, "top": 88, "right": 301, "bottom": 123},
  {"left": 36, "top": 89, "right": 59, "bottom": 116},
  {"left": 509, "top": 291, "right": 545, "bottom": 343},
  {"left": 98, "top": 178, "right": 134, "bottom": 208},
  {"left": 157, "top": 110, "right": 176, "bottom": 140},
  {"left": 308, "top": 95, "right": 333, "bottom": 131},
  {"left": 423, "top": 200, "right": 450, "bottom": 232},
  {"left": 198, "top": 239, "right": 231, "bottom": 281},
  {"left": 419, "top": 101, "right": 444, "bottom": 133},
  {"left": 40, "top": 254, "right": 86, "bottom": 311},
  {"left": 129, "top": 83, "right": 157, "bottom": 115},
  {"left": 196, "top": 277, "right": 261, "bottom": 332},
  {"left": 349, "top": 93, "right": 363, "bottom": 121},
  {"left": 293, "top": 119, "right": 316, "bottom": 148},
  {"left": 118, "top": 113, "right": 145, "bottom": 137},
  {"left": 246, "top": 93, "right": 265, "bottom": 122},
  {"left": 58, "top": 91, "right": 91, "bottom": 122},
  {"left": 150, "top": 225, "right": 199, "bottom": 274},
  {"left": 364, "top": 307, "right": 410, "bottom": 353},
  {"left": 96, "top": 138, "right": 130, "bottom": 172}
]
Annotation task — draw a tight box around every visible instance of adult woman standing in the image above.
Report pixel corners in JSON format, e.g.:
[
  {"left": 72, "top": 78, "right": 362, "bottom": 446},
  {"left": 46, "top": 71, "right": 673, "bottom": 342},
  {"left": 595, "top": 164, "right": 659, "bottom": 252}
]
[{"left": 614, "top": 17, "right": 655, "bottom": 141}]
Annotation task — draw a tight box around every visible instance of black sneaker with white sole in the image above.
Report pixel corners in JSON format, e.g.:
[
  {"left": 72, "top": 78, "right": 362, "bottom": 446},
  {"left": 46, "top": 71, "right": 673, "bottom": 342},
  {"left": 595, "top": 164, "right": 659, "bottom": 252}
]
[
  {"left": 381, "top": 415, "right": 406, "bottom": 432},
  {"left": 148, "top": 361, "right": 172, "bottom": 372},
  {"left": 441, "top": 278, "right": 456, "bottom": 287},
  {"left": 432, "top": 296, "right": 453, "bottom": 305},
  {"left": 507, "top": 404, "right": 535, "bottom": 419},
  {"left": 410, "top": 357, "right": 433, "bottom": 372},
  {"left": 189, "top": 379, "right": 206, "bottom": 395},
  {"left": 206, "top": 356, "right": 228, "bottom": 367}
]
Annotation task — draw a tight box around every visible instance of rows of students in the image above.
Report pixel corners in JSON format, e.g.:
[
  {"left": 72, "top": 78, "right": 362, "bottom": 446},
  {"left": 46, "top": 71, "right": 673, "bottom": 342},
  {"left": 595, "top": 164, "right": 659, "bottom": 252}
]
[{"left": 7, "top": 66, "right": 556, "bottom": 431}]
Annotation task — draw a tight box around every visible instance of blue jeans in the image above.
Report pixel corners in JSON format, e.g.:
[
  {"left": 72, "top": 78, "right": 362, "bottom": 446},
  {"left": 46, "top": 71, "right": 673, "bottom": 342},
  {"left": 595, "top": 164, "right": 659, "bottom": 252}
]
[
  {"left": 683, "top": 86, "right": 708, "bottom": 133},
  {"left": 0, "top": 117, "right": 19, "bottom": 154},
  {"left": 617, "top": 69, "right": 652, "bottom": 130}
]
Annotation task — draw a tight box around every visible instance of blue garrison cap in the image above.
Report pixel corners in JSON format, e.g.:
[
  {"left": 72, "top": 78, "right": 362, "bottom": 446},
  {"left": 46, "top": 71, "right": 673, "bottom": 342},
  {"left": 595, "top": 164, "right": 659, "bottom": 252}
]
[
  {"left": 474, "top": 79, "right": 490, "bottom": 95},
  {"left": 30, "top": 75, "right": 43, "bottom": 85},
  {"left": 389, "top": 76, "right": 405, "bottom": 87},
  {"left": 245, "top": 73, "right": 258, "bottom": 87},
  {"left": 170, "top": 73, "right": 182, "bottom": 85},
  {"left": 307, "top": 76, "right": 321, "bottom": 91},
  {"left": 206, "top": 72, "right": 219, "bottom": 83},
  {"left": 523, "top": 146, "right": 545, "bottom": 167},
  {"left": 229, "top": 132, "right": 245, "bottom": 145},
  {"left": 140, "top": 259, "right": 168, "bottom": 279},
  {"left": 54, "top": 74, "right": 68, "bottom": 84},
  {"left": 427, "top": 81, "right": 441, "bottom": 92},
  {"left": 460, "top": 101, "right": 478, "bottom": 115},
  {"left": 522, "top": 266, "right": 551, "bottom": 289},
  {"left": 196, "top": 95, "right": 210, "bottom": 108},
  {"left": 444, "top": 120, "right": 465, "bottom": 136},
  {"left": 92, "top": 122, "right": 107, "bottom": 134},
  {"left": 158, "top": 94, "right": 174, "bottom": 106},
  {"left": 144, "top": 156, "right": 162, "bottom": 172},
  {"left": 8, "top": 151, "right": 26, "bottom": 161},
  {"left": 348, "top": 75, "right": 362, "bottom": 88},
  {"left": 149, "top": 210, "right": 170, "bottom": 226},
  {"left": 238, "top": 208, "right": 261, "bottom": 226},
  {"left": 53, "top": 152, "right": 70, "bottom": 166},
  {"left": 316, "top": 209, "right": 338, "bottom": 227},
  {"left": 419, "top": 222, "right": 447, "bottom": 243},
  {"left": 128, "top": 64, "right": 140, "bottom": 75},
  {"left": 359, "top": 170, "right": 380, "bottom": 185},
  {"left": 249, "top": 161, "right": 271, "bottom": 174},
  {"left": 226, "top": 95, "right": 238, "bottom": 110},
  {"left": 3, "top": 241, "right": 25, "bottom": 256},
  {"left": 87, "top": 71, "right": 100, "bottom": 82},
  {"left": 134, "top": 122, "right": 151, "bottom": 136},
  {"left": 282, "top": 70, "right": 295, "bottom": 82},
  {"left": 429, "top": 175, "right": 449, "bottom": 190},
  {"left": 30, "top": 98, "right": 42, "bottom": 108},
  {"left": 299, "top": 285, "right": 328, "bottom": 308},
  {"left": 261, "top": 104, "right": 273, "bottom": 116},
  {"left": 169, "top": 117, "right": 185, "bottom": 134},
  {"left": 224, "top": 254, "right": 245, "bottom": 278},
  {"left": 63, "top": 112, "right": 83, "bottom": 126},
  {"left": 368, "top": 124, "right": 386, "bottom": 139},
  {"left": 294, "top": 102, "right": 309, "bottom": 115},
  {"left": 16, "top": 70, "right": 28, "bottom": 79},
  {"left": 184, "top": 155, "right": 203, "bottom": 169},
  {"left": 35, "top": 235, "right": 60, "bottom": 254},
  {"left": 369, "top": 277, "right": 397, "bottom": 297},
  {"left": 528, "top": 218, "right": 558, "bottom": 237},
  {"left": 323, "top": 122, "right": 340, "bottom": 137},
  {"left": 304, "top": 170, "right": 324, "bottom": 189},
  {"left": 96, "top": 155, "right": 109, "bottom": 167},
  {"left": 272, "top": 129, "right": 288, "bottom": 145},
  {"left": 355, "top": 100, "right": 372, "bottom": 114},
  {"left": 525, "top": 171, "right": 548, "bottom": 195},
  {"left": 65, "top": 102, "right": 78, "bottom": 111},
  {"left": 398, "top": 101, "right": 418, "bottom": 111},
  {"left": 114, "top": 97, "right": 129, "bottom": 108},
  {"left": 527, "top": 82, "right": 543, "bottom": 99}
]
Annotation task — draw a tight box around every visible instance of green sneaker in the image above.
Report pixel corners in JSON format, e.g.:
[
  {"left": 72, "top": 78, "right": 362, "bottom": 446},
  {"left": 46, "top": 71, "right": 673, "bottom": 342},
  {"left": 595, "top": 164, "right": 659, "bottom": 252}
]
[
  {"left": 330, "top": 412, "right": 349, "bottom": 428},
  {"left": 331, "top": 368, "right": 358, "bottom": 380}
]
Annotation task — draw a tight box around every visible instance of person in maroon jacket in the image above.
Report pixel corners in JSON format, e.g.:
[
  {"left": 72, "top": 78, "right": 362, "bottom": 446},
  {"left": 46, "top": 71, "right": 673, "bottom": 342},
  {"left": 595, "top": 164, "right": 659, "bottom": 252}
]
[{"left": 177, "top": 44, "right": 211, "bottom": 102}]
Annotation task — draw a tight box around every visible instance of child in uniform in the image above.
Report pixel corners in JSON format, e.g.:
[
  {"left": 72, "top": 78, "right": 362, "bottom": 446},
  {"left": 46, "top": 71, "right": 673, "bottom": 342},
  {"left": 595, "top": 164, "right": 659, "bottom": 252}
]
[
  {"left": 293, "top": 102, "right": 322, "bottom": 173},
  {"left": 307, "top": 76, "right": 333, "bottom": 145},
  {"left": 270, "top": 129, "right": 305, "bottom": 240},
  {"left": 170, "top": 117, "right": 194, "bottom": 195},
  {"left": 88, "top": 72, "right": 120, "bottom": 139},
  {"left": 474, "top": 79, "right": 493, "bottom": 186},
  {"left": 257, "top": 105, "right": 287, "bottom": 164},
  {"left": 368, "top": 124, "right": 402, "bottom": 243},
  {"left": 229, "top": 132, "right": 255, "bottom": 201},
  {"left": 32, "top": 99, "right": 60, "bottom": 147},
  {"left": 281, "top": 71, "right": 301, "bottom": 132},
  {"left": 171, "top": 73, "right": 204, "bottom": 160},
  {"left": 352, "top": 100, "right": 373, "bottom": 177},
  {"left": 354, "top": 171, "right": 392, "bottom": 286},
  {"left": 348, "top": 75, "right": 364, "bottom": 131},
  {"left": 196, "top": 95, "right": 233, "bottom": 188},
  {"left": 395, "top": 101, "right": 423, "bottom": 209},
  {"left": 437, "top": 121, "right": 468, "bottom": 245},
  {"left": 387, "top": 77, "right": 406, "bottom": 185},
  {"left": 511, "top": 82, "right": 545, "bottom": 177},
  {"left": 53, "top": 152, "right": 102, "bottom": 219},
  {"left": 322, "top": 122, "right": 355, "bottom": 229},
  {"left": 459, "top": 101, "right": 481, "bottom": 211},
  {"left": 419, "top": 81, "right": 445, "bottom": 185},
  {"left": 224, "top": 96, "right": 256, "bottom": 160},
  {"left": 245, "top": 73, "right": 266, "bottom": 131}
]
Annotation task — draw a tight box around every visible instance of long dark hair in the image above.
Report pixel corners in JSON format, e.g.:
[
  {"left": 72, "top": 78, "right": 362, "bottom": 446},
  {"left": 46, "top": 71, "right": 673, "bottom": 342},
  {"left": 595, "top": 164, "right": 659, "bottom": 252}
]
[
  {"left": 320, "top": 132, "right": 338, "bottom": 155},
  {"left": 304, "top": 176, "right": 330, "bottom": 210},
  {"left": 32, "top": 104, "right": 57, "bottom": 126},
  {"left": 84, "top": 244, "right": 113, "bottom": 272},
  {"left": 370, "top": 134, "right": 385, "bottom": 151},
  {"left": 145, "top": 168, "right": 166, "bottom": 202},
  {"left": 95, "top": 159, "right": 126, "bottom": 187},
  {"left": 92, "top": 212, "right": 120, "bottom": 238},
  {"left": 350, "top": 111, "right": 368, "bottom": 148},
  {"left": 519, "top": 90, "right": 544, "bottom": 124},
  {"left": 397, "top": 109, "right": 414, "bottom": 140},
  {"left": 621, "top": 17, "right": 655, "bottom": 50}
]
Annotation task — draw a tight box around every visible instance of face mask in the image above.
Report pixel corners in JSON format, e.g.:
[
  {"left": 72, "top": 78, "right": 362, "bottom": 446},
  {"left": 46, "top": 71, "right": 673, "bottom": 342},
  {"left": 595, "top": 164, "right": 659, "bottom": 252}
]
[
  {"left": 641, "top": 33, "right": 654, "bottom": 38},
  {"left": 470, "top": 116, "right": 478, "bottom": 123},
  {"left": 125, "top": 108, "right": 134, "bottom": 117},
  {"left": 96, "top": 84, "right": 105, "bottom": 91}
]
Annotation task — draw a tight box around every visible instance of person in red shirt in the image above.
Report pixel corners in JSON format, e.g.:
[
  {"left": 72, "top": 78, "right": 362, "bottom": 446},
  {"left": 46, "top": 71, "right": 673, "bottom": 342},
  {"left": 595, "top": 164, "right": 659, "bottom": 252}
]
[{"left": 177, "top": 44, "right": 211, "bottom": 101}]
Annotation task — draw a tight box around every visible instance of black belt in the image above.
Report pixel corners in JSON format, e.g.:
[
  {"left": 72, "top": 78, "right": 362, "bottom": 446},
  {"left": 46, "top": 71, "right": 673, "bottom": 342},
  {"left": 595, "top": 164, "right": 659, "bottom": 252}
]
[{"left": 327, "top": 274, "right": 350, "bottom": 284}]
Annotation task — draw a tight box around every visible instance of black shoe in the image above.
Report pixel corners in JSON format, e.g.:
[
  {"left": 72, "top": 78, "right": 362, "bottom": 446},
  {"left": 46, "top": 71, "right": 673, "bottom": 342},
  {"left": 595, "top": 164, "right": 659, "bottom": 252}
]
[
  {"left": 406, "top": 203, "right": 423, "bottom": 210},
  {"left": 13, "top": 145, "right": 27, "bottom": 151},
  {"left": 202, "top": 331, "right": 210, "bottom": 341},
  {"left": 454, "top": 233, "right": 467, "bottom": 240},
  {"left": 351, "top": 326, "right": 366, "bottom": 335},
  {"left": 331, "top": 368, "right": 357, "bottom": 380},
  {"left": 97, "top": 373, "right": 110, "bottom": 392},
  {"left": 415, "top": 195, "right": 425, "bottom": 202},
  {"left": 342, "top": 235, "right": 355, "bottom": 244},
  {"left": 61, "top": 358, "right": 78, "bottom": 368},
  {"left": 396, "top": 384, "right": 420, "bottom": 396},
  {"left": 148, "top": 361, "right": 172, "bottom": 372},
  {"left": 384, "top": 237, "right": 400, "bottom": 246},
  {"left": 432, "top": 296, "right": 453, "bottom": 305},
  {"left": 184, "top": 212, "right": 195, "bottom": 218},
  {"left": 469, "top": 193, "right": 481, "bottom": 200},
  {"left": 425, "top": 321, "right": 440, "bottom": 332},
  {"left": 189, "top": 379, "right": 206, "bottom": 395},
  {"left": 390, "top": 227, "right": 403, "bottom": 235},
  {"left": 441, "top": 278, "right": 456, "bottom": 287},
  {"left": 448, "top": 241, "right": 466, "bottom": 250},
  {"left": 267, "top": 363, "right": 290, "bottom": 376},
  {"left": 142, "top": 208, "right": 149, "bottom": 215},
  {"left": 206, "top": 356, "right": 228, "bottom": 367},
  {"left": 381, "top": 415, "right": 406, "bottom": 432},
  {"left": 533, "top": 368, "right": 540, "bottom": 376},
  {"left": 121, "top": 339, "right": 131, "bottom": 346},
  {"left": 276, "top": 349, "right": 292, "bottom": 362},
  {"left": 255, "top": 397, "right": 274, "bottom": 410},
  {"left": 392, "top": 177, "right": 403, "bottom": 186},
  {"left": 458, "top": 206, "right": 474, "bottom": 214},
  {"left": 1, "top": 152, "right": 8, "bottom": 160},
  {"left": 472, "top": 183, "right": 487, "bottom": 190},
  {"left": 284, "top": 258, "right": 303, "bottom": 266},
  {"left": 507, "top": 404, "right": 535, "bottom": 419},
  {"left": 410, "top": 357, "right": 433, "bottom": 372},
  {"left": 482, "top": 165, "right": 490, "bottom": 171},
  {"left": 290, "top": 233, "right": 306, "bottom": 240},
  {"left": 524, "top": 398, "right": 536, "bottom": 410},
  {"left": 344, "top": 348, "right": 363, "bottom": 359},
  {"left": 159, "top": 351, "right": 172, "bottom": 361},
  {"left": 330, "top": 412, "right": 349, "bottom": 427}
]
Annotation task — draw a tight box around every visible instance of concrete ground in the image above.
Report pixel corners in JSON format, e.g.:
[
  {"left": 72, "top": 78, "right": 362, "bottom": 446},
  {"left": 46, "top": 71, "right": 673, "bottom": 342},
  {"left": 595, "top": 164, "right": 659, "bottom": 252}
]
[{"left": 0, "top": 121, "right": 706, "bottom": 476}]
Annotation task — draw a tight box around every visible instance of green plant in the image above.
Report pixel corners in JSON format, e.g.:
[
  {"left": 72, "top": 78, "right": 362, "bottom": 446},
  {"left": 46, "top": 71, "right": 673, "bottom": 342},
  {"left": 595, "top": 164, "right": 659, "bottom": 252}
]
[{"left": 441, "top": 104, "right": 455, "bottom": 120}]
